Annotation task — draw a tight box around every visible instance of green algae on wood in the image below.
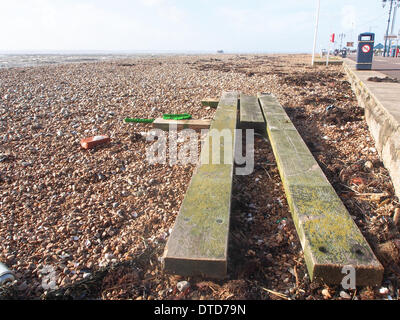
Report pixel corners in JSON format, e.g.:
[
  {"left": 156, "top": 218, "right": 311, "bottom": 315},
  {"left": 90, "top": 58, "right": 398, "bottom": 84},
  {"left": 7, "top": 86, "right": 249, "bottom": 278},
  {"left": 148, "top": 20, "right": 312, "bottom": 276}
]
[
  {"left": 153, "top": 118, "right": 211, "bottom": 131},
  {"left": 259, "top": 93, "right": 384, "bottom": 286},
  {"left": 239, "top": 94, "right": 266, "bottom": 134},
  {"left": 163, "top": 92, "right": 238, "bottom": 279},
  {"left": 201, "top": 98, "right": 220, "bottom": 108}
]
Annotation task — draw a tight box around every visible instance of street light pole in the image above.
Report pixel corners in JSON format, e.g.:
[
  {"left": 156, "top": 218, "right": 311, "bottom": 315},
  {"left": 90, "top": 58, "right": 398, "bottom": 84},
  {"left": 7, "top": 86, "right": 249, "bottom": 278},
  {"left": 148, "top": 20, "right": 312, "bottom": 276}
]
[
  {"left": 311, "top": 0, "right": 321, "bottom": 66},
  {"left": 390, "top": 2, "right": 400, "bottom": 57},
  {"left": 339, "top": 33, "right": 345, "bottom": 50},
  {"left": 391, "top": 3, "right": 398, "bottom": 34},
  {"left": 383, "top": 0, "right": 394, "bottom": 57}
]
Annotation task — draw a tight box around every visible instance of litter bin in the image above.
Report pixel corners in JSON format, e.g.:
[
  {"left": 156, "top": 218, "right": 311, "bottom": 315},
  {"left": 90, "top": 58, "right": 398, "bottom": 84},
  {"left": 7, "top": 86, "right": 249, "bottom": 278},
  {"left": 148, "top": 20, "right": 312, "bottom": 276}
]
[
  {"left": 341, "top": 49, "right": 347, "bottom": 58},
  {"left": 356, "top": 33, "right": 375, "bottom": 70}
]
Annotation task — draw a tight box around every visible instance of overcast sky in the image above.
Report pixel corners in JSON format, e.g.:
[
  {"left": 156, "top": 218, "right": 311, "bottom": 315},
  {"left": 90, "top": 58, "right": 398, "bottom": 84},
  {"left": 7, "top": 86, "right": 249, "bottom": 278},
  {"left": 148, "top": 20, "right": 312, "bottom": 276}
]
[{"left": 0, "top": 0, "right": 397, "bottom": 53}]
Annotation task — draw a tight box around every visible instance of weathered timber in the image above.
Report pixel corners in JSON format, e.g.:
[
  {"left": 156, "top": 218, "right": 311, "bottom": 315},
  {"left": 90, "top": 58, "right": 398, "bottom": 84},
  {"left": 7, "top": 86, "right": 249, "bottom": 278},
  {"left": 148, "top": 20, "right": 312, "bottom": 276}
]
[
  {"left": 153, "top": 118, "right": 211, "bottom": 131},
  {"left": 201, "top": 98, "right": 219, "bottom": 108},
  {"left": 239, "top": 94, "right": 265, "bottom": 134},
  {"left": 163, "top": 92, "right": 238, "bottom": 278},
  {"left": 313, "top": 60, "right": 343, "bottom": 66},
  {"left": 259, "top": 93, "right": 384, "bottom": 286}
]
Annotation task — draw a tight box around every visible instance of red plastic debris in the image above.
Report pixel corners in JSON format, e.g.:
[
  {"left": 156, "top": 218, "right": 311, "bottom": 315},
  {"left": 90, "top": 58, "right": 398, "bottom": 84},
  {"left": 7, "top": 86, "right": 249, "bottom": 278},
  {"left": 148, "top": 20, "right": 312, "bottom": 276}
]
[{"left": 350, "top": 177, "right": 366, "bottom": 186}]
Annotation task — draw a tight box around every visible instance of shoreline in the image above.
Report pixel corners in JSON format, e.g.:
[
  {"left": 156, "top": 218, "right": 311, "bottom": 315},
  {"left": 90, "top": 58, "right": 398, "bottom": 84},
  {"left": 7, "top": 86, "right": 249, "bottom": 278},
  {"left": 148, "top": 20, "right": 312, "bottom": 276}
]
[{"left": 0, "top": 53, "right": 310, "bottom": 69}]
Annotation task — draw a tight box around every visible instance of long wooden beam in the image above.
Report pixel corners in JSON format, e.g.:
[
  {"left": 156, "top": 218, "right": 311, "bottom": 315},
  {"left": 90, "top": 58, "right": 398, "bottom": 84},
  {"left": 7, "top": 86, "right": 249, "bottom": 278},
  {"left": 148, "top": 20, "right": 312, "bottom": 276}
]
[
  {"left": 201, "top": 98, "right": 219, "bottom": 108},
  {"left": 153, "top": 118, "right": 211, "bottom": 131},
  {"left": 259, "top": 93, "right": 384, "bottom": 286},
  {"left": 239, "top": 94, "right": 265, "bottom": 134},
  {"left": 163, "top": 92, "right": 238, "bottom": 279}
]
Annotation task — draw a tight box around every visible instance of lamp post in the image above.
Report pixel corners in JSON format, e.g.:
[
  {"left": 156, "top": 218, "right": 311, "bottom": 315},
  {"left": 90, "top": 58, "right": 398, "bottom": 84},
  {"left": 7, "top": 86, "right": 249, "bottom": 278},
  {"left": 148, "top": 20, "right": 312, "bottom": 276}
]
[
  {"left": 397, "top": 29, "right": 400, "bottom": 57},
  {"left": 391, "top": 2, "right": 398, "bottom": 34},
  {"left": 338, "top": 33, "right": 346, "bottom": 50},
  {"left": 383, "top": 0, "right": 400, "bottom": 57},
  {"left": 311, "top": 0, "right": 321, "bottom": 66}
]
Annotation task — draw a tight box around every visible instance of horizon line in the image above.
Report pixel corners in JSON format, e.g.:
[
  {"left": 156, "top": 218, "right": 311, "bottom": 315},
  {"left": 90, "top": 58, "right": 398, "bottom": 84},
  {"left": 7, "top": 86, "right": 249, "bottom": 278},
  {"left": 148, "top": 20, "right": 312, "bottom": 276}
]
[{"left": 0, "top": 49, "right": 311, "bottom": 55}]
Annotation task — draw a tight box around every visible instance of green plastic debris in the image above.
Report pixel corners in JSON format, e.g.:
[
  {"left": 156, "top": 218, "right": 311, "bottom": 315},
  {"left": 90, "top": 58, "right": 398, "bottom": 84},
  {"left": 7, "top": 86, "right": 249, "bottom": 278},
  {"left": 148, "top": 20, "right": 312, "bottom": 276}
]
[
  {"left": 124, "top": 114, "right": 192, "bottom": 124},
  {"left": 276, "top": 218, "right": 287, "bottom": 224},
  {"left": 124, "top": 118, "right": 154, "bottom": 123},
  {"left": 163, "top": 113, "right": 192, "bottom": 120}
]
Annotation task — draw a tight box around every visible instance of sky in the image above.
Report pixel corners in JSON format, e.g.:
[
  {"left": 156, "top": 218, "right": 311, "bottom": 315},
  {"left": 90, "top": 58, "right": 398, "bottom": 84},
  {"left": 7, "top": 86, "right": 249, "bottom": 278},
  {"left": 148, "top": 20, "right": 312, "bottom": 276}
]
[{"left": 0, "top": 0, "right": 398, "bottom": 53}]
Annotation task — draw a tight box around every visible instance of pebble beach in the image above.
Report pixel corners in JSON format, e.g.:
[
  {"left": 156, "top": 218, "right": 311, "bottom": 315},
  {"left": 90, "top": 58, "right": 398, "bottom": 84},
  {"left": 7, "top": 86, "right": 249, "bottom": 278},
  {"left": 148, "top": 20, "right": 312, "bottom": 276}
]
[{"left": 0, "top": 54, "right": 399, "bottom": 300}]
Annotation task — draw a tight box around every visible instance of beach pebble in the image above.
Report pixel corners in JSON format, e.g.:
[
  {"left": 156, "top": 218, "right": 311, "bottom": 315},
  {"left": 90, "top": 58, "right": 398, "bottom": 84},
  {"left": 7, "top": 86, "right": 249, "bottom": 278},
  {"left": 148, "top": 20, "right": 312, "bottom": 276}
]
[
  {"left": 121, "top": 190, "right": 130, "bottom": 197},
  {"left": 17, "top": 281, "right": 28, "bottom": 291},
  {"left": 321, "top": 288, "right": 331, "bottom": 299},
  {"left": 61, "top": 276, "right": 71, "bottom": 286},
  {"left": 340, "top": 291, "right": 352, "bottom": 300},
  {"left": 364, "top": 161, "right": 373, "bottom": 170},
  {"left": 105, "top": 253, "right": 114, "bottom": 261},
  {"left": 393, "top": 208, "right": 400, "bottom": 226},
  {"left": 177, "top": 281, "right": 190, "bottom": 292},
  {"left": 379, "top": 287, "right": 389, "bottom": 295},
  {"left": 116, "top": 209, "right": 125, "bottom": 217}
]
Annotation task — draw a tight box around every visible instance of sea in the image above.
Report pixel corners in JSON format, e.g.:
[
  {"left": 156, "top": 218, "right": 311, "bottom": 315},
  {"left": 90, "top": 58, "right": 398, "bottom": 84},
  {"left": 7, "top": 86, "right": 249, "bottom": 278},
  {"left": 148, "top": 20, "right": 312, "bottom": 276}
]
[
  {"left": 0, "top": 54, "right": 147, "bottom": 69},
  {"left": 0, "top": 50, "right": 227, "bottom": 69}
]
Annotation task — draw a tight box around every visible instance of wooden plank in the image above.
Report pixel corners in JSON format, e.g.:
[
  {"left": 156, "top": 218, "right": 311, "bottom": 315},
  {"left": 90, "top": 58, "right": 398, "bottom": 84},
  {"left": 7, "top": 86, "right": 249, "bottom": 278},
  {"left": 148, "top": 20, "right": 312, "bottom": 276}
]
[
  {"left": 153, "top": 118, "right": 211, "bottom": 131},
  {"left": 313, "top": 60, "right": 343, "bottom": 66},
  {"left": 201, "top": 98, "right": 219, "bottom": 108},
  {"left": 239, "top": 94, "right": 265, "bottom": 134},
  {"left": 258, "top": 93, "right": 384, "bottom": 286},
  {"left": 163, "top": 92, "right": 238, "bottom": 279}
]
